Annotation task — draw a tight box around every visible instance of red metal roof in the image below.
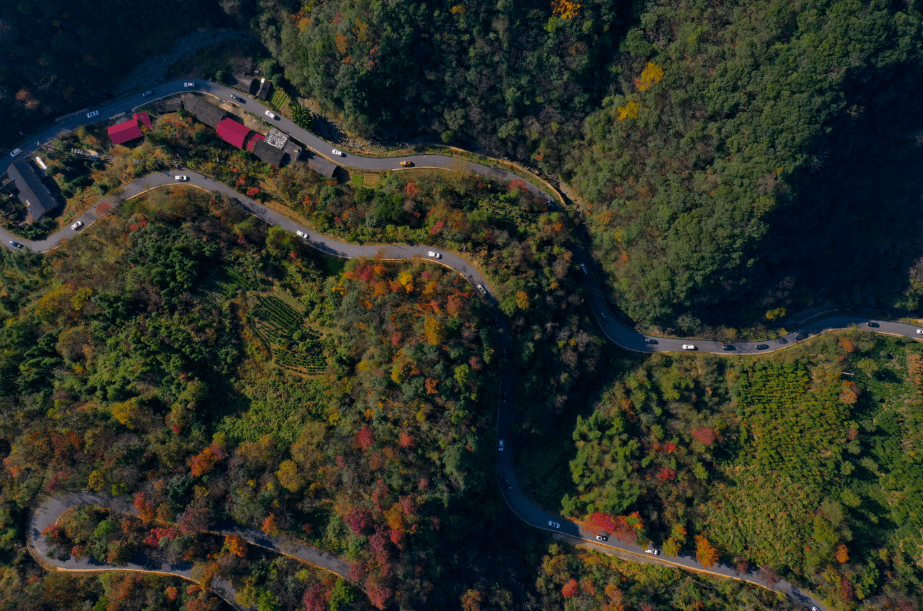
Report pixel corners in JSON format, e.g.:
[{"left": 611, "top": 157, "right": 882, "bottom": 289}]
[
  {"left": 245, "top": 132, "right": 265, "bottom": 153},
  {"left": 133, "top": 112, "right": 151, "bottom": 129},
  {"left": 216, "top": 118, "right": 250, "bottom": 149},
  {"left": 108, "top": 119, "right": 143, "bottom": 145}
]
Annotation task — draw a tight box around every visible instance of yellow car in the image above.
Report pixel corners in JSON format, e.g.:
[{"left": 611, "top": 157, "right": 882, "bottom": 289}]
[{"left": 400, "top": 160, "right": 413, "bottom": 167}]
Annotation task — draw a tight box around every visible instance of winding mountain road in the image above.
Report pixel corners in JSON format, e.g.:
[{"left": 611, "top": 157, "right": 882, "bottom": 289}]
[{"left": 8, "top": 83, "right": 907, "bottom": 611}]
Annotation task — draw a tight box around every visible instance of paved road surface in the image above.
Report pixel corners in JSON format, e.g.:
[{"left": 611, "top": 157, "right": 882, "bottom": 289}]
[{"left": 7, "top": 82, "right": 901, "bottom": 609}]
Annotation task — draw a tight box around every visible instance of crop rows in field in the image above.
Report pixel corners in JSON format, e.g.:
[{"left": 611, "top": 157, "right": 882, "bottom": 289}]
[{"left": 251, "top": 294, "right": 325, "bottom": 375}]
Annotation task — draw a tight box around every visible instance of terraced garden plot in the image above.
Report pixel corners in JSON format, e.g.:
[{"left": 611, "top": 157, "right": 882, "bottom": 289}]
[{"left": 250, "top": 294, "right": 326, "bottom": 374}]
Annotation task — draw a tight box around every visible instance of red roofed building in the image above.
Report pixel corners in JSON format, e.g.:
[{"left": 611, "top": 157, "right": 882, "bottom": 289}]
[
  {"left": 245, "top": 132, "right": 264, "bottom": 153},
  {"left": 133, "top": 112, "right": 152, "bottom": 129},
  {"left": 108, "top": 119, "right": 144, "bottom": 145},
  {"left": 216, "top": 118, "right": 250, "bottom": 149}
]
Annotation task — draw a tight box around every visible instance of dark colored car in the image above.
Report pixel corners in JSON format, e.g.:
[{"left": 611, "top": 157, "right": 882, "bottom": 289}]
[
  {"left": 504, "top": 478, "right": 512, "bottom": 489},
  {"left": 775, "top": 337, "right": 788, "bottom": 344},
  {"left": 867, "top": 321, "right": 879, "bottom": 328},
  {"left": 9, "top": 241, "right": 23, "bottom": 250},
  {"left": 756, "top": 344, "right": 769, "bottom": 350},
  {"left": 795, "top": 332, "right": 808, "bottom": 341},
  {"left": 644, "top": 338, "right": 657, "bottom": 344},
  {"left": 722, "top": 344, "right": 735, "bottom": 351}
]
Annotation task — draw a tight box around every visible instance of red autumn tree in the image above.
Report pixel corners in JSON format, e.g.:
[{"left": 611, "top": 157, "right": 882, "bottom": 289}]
[
  {"left": 690, "top": 427, "right": 716, "bottom": 446},
  {"left": 357, "top": 425, "right": 375, "bottom": 450},
  {"left": 261, "top": 513, "right": 279, "bottom": 536},
  {"left": 561, "top": 578, "right": 579, "bottom": 598},
  {"left": 188, "top": 443, "right": 227, "bottom": 477}
]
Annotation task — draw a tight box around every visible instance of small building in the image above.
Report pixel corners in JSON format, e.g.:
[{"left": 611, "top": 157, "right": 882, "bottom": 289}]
[
  {"left": 256, "top": 77, "right": 272, "bottom": 101},
  {"left": 231, "top": 73, "right": 259, "bottom": 96},
  {"left": 251, "top": 140, "right": 285, "bottom": 167},
  {"left": 6, "top": 160, "right": 59, "bottom": 221},
  {"left": 108, "top": 118, "right": 144, "bottom": 145},
  {"left": 265, "top": 128, "right": 289, "bottom": 149},
  {"left": 306, "top": 154, "right": 337, "bottom": 178},
  {"left": 216, "top": 117, "right": 250, "bottom": 149},
  {"left": 245, "top": 132, "right": 265, "bottom": 153},
  {"left": 183, "top": 95, "right": 226, "bottom": 128}
]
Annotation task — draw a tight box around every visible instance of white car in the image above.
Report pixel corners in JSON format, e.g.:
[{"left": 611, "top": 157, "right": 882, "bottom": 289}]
[
  {"left": 917, "top": 329, "right": 923, "bottom": 335},
  {"left": 296, "top": 230, "right": 308, "bottom": 239},
  {"left": 86, "top": 111, "right": 99, "bottom": 119},
  {"left": 230, "top": 94, "right": 240, "bottom": 102},
  {"left": 476, "top": 284, "right": 487, "bottom": 295},
  {"left": 331, "top": 148, "right": 343, "bottom": 156},
  {"left": 498, "top": 440, "right": 504, "bottom": 452},
  {"left": 71, "top": 220, "right": 84, "bottom": 231},
  {"left": 9, "top": 148, "right": 21, "bottom": 157},
  {"left": 547, "top": 520, "right": 560, "bottom": 529},
  {"left": 682, "top": 344, "right": 695, "bottom": 350},
  {"left": 596, "top": 535, "right": 608, "bottom": 541},
  {"left": 264, "top": 110, "right": 277, "bottom": 120},
  {"left": 183, "top": 82, "right": 195, "bottom": 88},
  {"left": 645, "top": 548, "right": 660, "bottom": 555},
  {"left": 427, "top": 251, "right": 441, "bottom": 259},
  {"left": 174, "top": 175, "right": 188, "bottom": 181},
  {"left": 141, "top": 90, "right": 153, "bottom": 97}
]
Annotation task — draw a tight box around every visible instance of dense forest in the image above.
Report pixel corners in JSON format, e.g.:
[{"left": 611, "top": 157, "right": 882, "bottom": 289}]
[{"left": 529, "top": 331, "right": 923, "bottom": 609}]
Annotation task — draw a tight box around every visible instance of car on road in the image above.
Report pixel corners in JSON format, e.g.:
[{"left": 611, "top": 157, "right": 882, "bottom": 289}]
[
  {"left": 645, "top": 548, "right": 660, "bottom": 555},
  {"left": 141, "top": 90, "right": 153, "bottom": 97},
  {"left": 10, "top": 148, "right": 21, "bottom": 157},
  {"left": 86, "top": 110, "right": 99, "bottom": 119},
  {"left": 494, "top": 317, "right": 499, "bottom": 328},
  {"left": 71, "top": 220, "right": 83, "bottom": 231},
  {"left": 682, "top": 344, "right": 696, "bottom": 350},
  {"left": 9, "top": 241, "right": 23, "bottom": 250},
  {"left": 502, "top": 391, "right": 507, "bottom": 403},
  {"left": 722, "top": 344, "right": 735, "bottom": 350},
  {"left": 183, "top": 82, "right": 195, "bottom": 88},
  {"left": 644, "top": 338, "right": 657, "bottom": 344},
  {"left": 427, "top": 251, "right": 441, "bottom": 259},
  {"left": 580, "top": 263, "right": 588, "bottom": 274},
  {"left": 810, "top": 607, "right": 819, "bottom": 611},
  {"left": 796, "top": 332, "right": 808, "bottom": 341},
  {"left": 498, "top": 439, "right": 504, "bottom": 451},
  {"left": 867, "top": 321, "right": 879, "bottom": 328},
  {"left": 296, "top": 230, "right": 308, "bottom": 239},
  {"left": 756, "top": 344, "right": 769, "bottom": 350},
  {"left": 547, "top": 520, "right": 560, "bottom": 529},
  {"left": 595, "top": 535, "right": 608, "bottom": 541},
  {"left": 331, "top": 148, "right": 343, "bottom": 156},
  {"left": 400, "top": 160, "right": 413, "bottom": 167},
  {"left": 504, "top": 478, "right": 512, "bottom": 489},
  {"left": 600, "top": 311, "right": 608, "bottom": 322},
  {"left": 775, "top": 337, "right": 788, "bottom": 344},
  {"left": 476, "top": 284, "right": 487, "bottom": 295},
  {"left": 174, "top": 175, "right": 188, "bottom": 181},
  {"left": 230, "top": 94, "right": 241, "bottom": 102},
  {"left": 264, "top": 110, "right": 277, "bottom": 120},
  {"left": 917, "top": 329, "right": 923, "bottom": 335}
]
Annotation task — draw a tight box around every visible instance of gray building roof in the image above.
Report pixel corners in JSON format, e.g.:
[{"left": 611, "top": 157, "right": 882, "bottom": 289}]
[
  {"left": 6, "top": 160, "right": 59, "bottom": 221},
  {"left": 251, "top": 140, "right": 285, "bottom": 167},
  {"left": 307, "top": 154, "right": 337, "bottom": 178},
  {"left": 183, "top": 96, "right": 226, "bottom": 128},
  {"left": 231, "top": 74, "right": 259, "bottom": 95},
  {"left": 256, "top": 78, "right": 272, "bottom": 101}
]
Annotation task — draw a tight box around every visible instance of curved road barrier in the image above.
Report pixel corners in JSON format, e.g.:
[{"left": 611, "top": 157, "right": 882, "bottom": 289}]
[{"left": 9, "top": 84, "right": 907, "bottom": 610}]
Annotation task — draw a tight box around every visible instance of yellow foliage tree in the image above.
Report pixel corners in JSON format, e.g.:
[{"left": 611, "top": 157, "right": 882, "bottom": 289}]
[
  {"left": 835, "top": 543, "right": 849, "bottom": 563},
  {"left": 424, "top": 317, "right": 443, "bottom": 345},
  {"left": 276, "top": 459, "right": 304, "bottom": 492},
  {"left": 636, "top": 62, "right": 665, "bottom": 91},
  {"left": 617, "top": 101, "right": 640, "bottom": 121},
  {"left": 111, "top": 398, "right": 140, "bottom": 429},
  {"left": 515, "top": 290, "right": 530, "bottom": 311},
  {"left": 551, "top": 0, "right": 581, "bottom": 19}
]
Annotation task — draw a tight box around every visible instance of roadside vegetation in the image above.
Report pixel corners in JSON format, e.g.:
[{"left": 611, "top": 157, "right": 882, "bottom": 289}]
[{"left": 534, "top": 331, "right": 923, "bottom": 610}]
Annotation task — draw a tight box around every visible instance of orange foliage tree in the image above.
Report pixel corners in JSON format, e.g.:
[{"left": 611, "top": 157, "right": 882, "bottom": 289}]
[{"left": 694, "top": 534, "right": 719, "bottom": 568}]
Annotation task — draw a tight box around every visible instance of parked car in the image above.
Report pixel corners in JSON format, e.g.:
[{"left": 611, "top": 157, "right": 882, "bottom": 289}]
[
  {"left": 264, "top": 110, "right": 277, "bottom": 120},
  {"left": 867, "top": 321, "right": 879, "bottom": 328},
  {"left": 644, "top": 548, "right": 660, "bottom": 555},
  {"left": 71, "top": 220, "right": 84, "bottom": 231},
  {"left": 9, "top": 241, "right": 23, "bottom": 250},
  {"left": 476, "top": 284, "right": 487, "bottom": 295},
  {"left": 722, "top": 344, "right": 735, "bottom": 350},
  {"left": 504, "top": 478, "right": 512, "bottom": 489},
  {"left": 174, "top": 175, "right": 188, "bottom": 181},
  {"left": 331, "top": 148, "right": 343, "bottom": 156},
  {"left": 183, "top": 82, "right": 195, "bottom": 88},
  {"left": 400, "top": 160, "right": 413, "bottom": 167},
  {"left": 498, "top": 439, "right": 504, "bottom": 451},
  {"left": 756, "top": 344, "right": 769, "bottom": 350},
  {"left": 596, "top": 535, "right": 608, "bottom": 542},
  {"left": 86, "top": 110, "right": 99, "bottom": 119},
  {"left": 795, "top": 332, "right": 808, "bottom": 340},
  {"left": 296, "top": 230, "right": 308, "bottom": 239},
  {"left": 141, "top": 90, "right": 153, "bottom": 97},
  {"left": 427, "top": 250, "right": 441, "bottom": 259},
  {"left": 580, "top": 263, "right": 588, "bottom": 274},
  {"left": 547, "top": 520, "right": 560, "bottom": 529},
  {"left": 9, "top": 148, "right": 21, "bottom": 157},
  {"left": 682, "top": 344, "right": 696, "bottom": 350}
]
